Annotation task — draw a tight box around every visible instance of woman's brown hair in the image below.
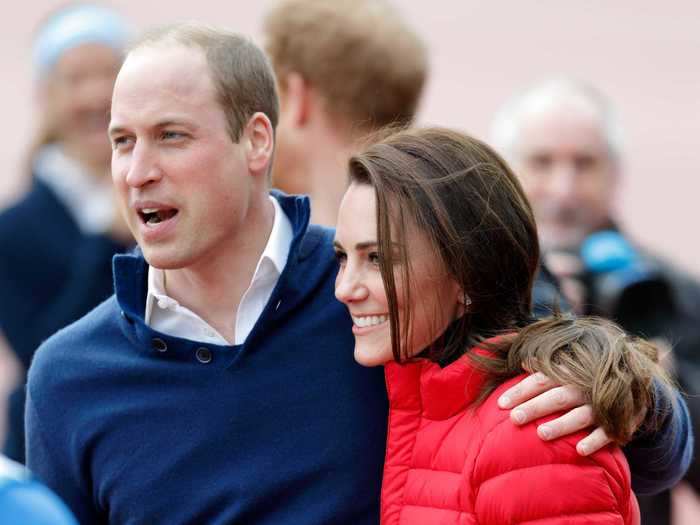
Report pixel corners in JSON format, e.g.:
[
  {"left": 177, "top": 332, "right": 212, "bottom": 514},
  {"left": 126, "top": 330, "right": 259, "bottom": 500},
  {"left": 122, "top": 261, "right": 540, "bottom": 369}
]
[{"left": 348, "top": 126, "right": 673, "bottom": 444}]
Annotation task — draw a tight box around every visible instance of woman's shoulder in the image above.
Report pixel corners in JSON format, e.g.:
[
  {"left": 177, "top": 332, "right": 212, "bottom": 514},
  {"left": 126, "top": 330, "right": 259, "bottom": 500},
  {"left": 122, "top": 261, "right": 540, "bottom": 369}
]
[{"left": 471, "top": 376, "right": 633, "bottom": 505}]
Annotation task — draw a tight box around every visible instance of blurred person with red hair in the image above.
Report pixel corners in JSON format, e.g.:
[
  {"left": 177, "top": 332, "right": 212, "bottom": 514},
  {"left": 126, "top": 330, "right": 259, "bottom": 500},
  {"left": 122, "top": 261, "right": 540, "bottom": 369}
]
[
  {"left": 262, "top": 0, "right": 427, "bottom": 226},
  {"left": 0, "top": 3, "right": 133, "bottom": 464}
]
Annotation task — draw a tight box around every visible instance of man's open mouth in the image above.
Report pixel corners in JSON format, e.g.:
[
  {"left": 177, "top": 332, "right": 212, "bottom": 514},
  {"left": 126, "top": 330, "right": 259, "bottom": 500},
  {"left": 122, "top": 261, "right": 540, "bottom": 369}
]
[{"left": 138, "top": 208, "right": 179, "bottom": 226}]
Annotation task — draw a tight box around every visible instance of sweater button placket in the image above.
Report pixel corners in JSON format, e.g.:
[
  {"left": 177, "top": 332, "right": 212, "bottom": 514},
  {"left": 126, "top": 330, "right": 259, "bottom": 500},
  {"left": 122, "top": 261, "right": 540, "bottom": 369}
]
[
  {"left": 195, "top": 347, "right": 212, "bottom": 364},
  {"left": 152, "top": 338, "right": 168, "bottom": 353}
]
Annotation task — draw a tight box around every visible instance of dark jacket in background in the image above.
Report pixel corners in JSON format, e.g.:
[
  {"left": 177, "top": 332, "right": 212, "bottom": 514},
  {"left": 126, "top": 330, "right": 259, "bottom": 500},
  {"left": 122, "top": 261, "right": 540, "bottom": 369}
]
[
  {"left": 0, "top": 177, "right": 128, "bottom": 462},
  {"left": 541, "top": 226, "right": 700, "bottom": 525}
]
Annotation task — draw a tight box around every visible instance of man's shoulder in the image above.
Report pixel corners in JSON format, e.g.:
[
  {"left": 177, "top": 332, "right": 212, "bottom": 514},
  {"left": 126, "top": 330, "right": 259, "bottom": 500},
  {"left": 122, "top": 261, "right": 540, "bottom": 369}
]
[
  {"left": 300, "top": 223, "right": 335, "bottom": 251},
  {"left": 654, "top": 255, "right": 700, "bottom": 303},
  {"left": 288, "top": 223, "right": 338, "bottom": 277},
  {"left": 28, "top": 296, "right": 121, "bottom": 385}
]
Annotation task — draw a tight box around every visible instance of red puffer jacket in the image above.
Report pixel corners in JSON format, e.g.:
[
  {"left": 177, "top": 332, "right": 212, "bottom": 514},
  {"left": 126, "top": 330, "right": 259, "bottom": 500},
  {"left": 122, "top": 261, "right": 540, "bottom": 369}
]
[{"left": 381, "top": 349, "right": 640, "bottom": 525}]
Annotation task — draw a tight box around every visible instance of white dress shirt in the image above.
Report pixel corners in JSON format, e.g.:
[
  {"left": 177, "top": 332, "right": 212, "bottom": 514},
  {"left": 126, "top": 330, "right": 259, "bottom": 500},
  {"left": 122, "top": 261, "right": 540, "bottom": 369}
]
[{"left": 145, "top": 196, "right": 293, "bottom": 345}]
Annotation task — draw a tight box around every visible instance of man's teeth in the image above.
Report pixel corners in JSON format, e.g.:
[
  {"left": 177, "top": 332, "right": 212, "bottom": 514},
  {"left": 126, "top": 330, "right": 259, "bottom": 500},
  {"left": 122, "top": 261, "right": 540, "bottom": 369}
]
[
  {"left": 142, "top": 209, "right": 162, "bottom": 225},
  {"left": 352, "top": 315, "right": 388, "bottom": 328}
]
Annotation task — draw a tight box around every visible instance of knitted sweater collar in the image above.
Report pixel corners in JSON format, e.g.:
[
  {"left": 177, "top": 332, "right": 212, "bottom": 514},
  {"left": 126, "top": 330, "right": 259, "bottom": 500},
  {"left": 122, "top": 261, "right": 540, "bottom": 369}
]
[{"left": 112, "top": 191, "right": 313, "bottom": 329}]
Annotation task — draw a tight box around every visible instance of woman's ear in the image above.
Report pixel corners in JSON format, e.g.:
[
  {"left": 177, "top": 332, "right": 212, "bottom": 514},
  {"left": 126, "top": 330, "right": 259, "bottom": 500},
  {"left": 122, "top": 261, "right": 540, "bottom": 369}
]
[{"left": 455, "top": 288, "right": 471, "bottom": 318}]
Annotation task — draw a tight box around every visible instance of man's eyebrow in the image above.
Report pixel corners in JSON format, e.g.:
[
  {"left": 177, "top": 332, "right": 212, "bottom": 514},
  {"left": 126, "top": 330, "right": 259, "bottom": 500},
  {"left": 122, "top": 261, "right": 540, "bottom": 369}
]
[
  {"left": 154, "top": 119, "right": 196, "bottom": 129},
  {"left": 108, "top": 119, "right": 198, "bottom": 136},
  {"left": 108, "top": 124, "right": 126, "bottom": 136}
]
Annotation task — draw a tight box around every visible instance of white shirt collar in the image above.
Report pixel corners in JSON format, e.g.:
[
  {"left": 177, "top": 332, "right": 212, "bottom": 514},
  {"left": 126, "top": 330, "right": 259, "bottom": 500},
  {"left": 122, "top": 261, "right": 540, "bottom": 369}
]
[
  {"left": 259, "top": 194, "right": 291, "bottom": 276},
  {"left": 145, "top": 195, "right": 293, "bottom": 345},
  {"left": 33, "top": 144, "right": 115, "bottom": 234}
]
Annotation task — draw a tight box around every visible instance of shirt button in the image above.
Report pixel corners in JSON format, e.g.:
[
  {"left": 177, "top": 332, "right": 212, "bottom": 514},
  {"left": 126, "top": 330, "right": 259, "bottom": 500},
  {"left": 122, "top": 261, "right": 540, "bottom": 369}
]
[
  {"left": 196, "top": 347, "right": 213, "bottom": 364},
  {"left": 152, "top": 338, "right": 168, "bottom": 353}
]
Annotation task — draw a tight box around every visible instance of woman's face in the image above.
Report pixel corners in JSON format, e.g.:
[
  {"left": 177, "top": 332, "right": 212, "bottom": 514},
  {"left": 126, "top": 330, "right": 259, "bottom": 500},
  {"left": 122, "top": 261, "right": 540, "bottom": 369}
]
[
  {"left": 41, "top": 42, "right": 122, "bottom": 168},
  {"left": 334, "top": 183, "right": 463, "bottom": 367}
]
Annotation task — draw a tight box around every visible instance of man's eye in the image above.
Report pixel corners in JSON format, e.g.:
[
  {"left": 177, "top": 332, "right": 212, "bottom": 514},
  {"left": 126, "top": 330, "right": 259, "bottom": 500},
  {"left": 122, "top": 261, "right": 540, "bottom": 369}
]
[
  {"left": 334, "top": 250, "right": 347, "bottom": 265},
  {"left": 112, "top": 136, "right": 133, "bottom": 149},
  {"left": 162, "top": 130, "right": 184, "bottom": 140}
]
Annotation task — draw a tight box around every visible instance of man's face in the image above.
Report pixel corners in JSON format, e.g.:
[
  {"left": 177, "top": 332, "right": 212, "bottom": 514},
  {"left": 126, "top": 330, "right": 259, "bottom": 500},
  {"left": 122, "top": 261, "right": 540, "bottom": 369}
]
[
  {"left": 514, "top": 106, "right": 618, "bottom": 252},
  {"left": 109, "top": 45, "right": 252, "bottom": 270}
]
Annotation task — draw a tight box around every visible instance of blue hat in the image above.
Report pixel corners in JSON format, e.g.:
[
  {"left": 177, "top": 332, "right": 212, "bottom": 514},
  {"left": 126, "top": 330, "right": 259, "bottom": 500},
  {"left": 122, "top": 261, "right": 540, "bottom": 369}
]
[{"left": 33, "top": 4, "right": 130, "bottom": 75}]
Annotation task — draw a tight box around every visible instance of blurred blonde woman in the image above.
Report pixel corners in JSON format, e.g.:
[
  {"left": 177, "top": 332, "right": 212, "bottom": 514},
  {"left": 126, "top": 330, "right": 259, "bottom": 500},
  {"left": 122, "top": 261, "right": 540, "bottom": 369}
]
[{"left": 0, "top": 4, "right": 132, "bottom": 462}]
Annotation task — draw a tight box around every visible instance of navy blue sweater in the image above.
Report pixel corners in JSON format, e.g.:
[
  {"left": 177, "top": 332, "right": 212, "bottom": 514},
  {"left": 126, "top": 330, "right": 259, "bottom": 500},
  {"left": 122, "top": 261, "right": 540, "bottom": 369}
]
[
  {"left": 26, "top": 194, "right": 691, "bottom": 524},
  {"left": 26, "top": 194, "right": 388, "bottom": 524}
]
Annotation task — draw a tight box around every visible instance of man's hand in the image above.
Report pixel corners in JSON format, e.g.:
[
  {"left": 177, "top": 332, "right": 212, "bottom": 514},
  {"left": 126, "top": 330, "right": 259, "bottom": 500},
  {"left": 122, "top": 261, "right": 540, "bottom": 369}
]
[{"left": 497, "top": 372, "right": 613, "bottom": 456}]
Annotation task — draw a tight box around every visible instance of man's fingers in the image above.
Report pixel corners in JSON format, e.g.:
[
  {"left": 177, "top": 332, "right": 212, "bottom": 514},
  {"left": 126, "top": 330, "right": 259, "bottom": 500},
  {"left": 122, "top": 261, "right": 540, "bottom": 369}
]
[
  {"left": 497, "top": 372, "right": 557, "bottom": 409},
  {"left": 536, "top": 405, "right": 595, "bottom": 441},
  {"left": 508, "top": 384, "right": 587, "bottom": 425},
  {"left": 576, "top": 427, "right": 613, "bottom": 456}
]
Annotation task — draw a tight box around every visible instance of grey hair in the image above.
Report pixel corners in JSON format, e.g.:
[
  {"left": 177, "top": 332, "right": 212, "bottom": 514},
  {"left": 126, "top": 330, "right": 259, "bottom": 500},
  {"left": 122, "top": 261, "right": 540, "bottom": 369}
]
[{"left": 489, "top": 77, "right": 624, "bottom": 165}]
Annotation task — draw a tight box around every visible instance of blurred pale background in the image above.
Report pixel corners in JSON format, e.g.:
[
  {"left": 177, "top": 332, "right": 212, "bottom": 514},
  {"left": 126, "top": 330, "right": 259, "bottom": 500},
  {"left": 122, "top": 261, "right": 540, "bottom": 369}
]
[{"left": 2, "top": 0, "right": 699, "bottom": 276}]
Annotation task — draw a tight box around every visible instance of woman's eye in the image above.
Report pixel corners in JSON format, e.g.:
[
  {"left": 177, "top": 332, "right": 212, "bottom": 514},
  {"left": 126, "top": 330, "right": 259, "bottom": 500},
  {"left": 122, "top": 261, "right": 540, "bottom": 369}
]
[{"left": 368, "top": 252, "right": 381, "bottom": 265}]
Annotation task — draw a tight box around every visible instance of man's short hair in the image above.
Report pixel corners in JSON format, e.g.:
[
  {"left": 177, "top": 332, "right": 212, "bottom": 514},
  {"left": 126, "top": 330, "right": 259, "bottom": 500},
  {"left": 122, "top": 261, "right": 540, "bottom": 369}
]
[
  {"left": 132, "top": 23, "right": 279, "bottom": 142},
  {"left": 490, "top": 77, "right": 624, "bottom": 164},
  {"left": 263, "top": 0, "right": 427, "bottom": 131}
]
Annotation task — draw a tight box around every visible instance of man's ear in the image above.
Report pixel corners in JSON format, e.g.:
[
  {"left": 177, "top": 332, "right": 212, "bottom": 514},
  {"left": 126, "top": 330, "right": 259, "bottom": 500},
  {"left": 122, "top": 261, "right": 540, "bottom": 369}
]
[
  {"left": 244, "top": 112, "right": 274, "bottom": 176},
  {"left": 280, "top": 71, "right": 311, "bottom": 128}
]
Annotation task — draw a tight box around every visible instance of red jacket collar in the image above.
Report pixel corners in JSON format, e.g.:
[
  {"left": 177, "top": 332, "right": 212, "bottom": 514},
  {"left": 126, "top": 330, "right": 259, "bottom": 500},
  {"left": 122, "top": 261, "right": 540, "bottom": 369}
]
[{"left": 384, "top": 345, "right": 495, "bottom": 420}]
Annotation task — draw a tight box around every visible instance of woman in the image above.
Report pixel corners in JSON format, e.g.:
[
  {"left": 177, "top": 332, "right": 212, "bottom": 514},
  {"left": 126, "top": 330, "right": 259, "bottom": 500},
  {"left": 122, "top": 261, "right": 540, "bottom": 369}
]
[
  {"left": 334, "top": 127, "right": 672, "bottom": 524},
  {"left": 0, "top": 4, "right": 132, "bottom": 462}
]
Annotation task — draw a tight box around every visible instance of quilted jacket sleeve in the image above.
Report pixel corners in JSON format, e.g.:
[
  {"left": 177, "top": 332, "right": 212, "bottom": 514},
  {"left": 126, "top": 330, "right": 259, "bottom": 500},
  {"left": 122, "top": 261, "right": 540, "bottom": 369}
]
[{"left": 472, "top": 417, "right": 637, "bottom": 525}]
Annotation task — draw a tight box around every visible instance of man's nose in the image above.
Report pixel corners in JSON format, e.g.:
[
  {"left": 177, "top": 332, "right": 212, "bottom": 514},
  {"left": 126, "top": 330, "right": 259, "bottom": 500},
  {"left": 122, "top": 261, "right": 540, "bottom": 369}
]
[
  {"left": 125, "top": 142, "right": 162, "bottom": 188},
  {"left": 548, "top": 162, "right": 579, "bottom": 203}
]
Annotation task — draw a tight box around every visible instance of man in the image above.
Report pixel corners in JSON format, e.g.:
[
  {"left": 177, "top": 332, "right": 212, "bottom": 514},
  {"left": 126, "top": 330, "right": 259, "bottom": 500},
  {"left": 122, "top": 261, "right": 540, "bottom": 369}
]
[
  {"left": 262, "top": 0, "right": 427, "bottom": 226},
  {"left": 27, "top": 26, "right": 690, "bottom": 524},
  {"left": 491, "top": 77, "right": 700, "bottom": 524}
]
